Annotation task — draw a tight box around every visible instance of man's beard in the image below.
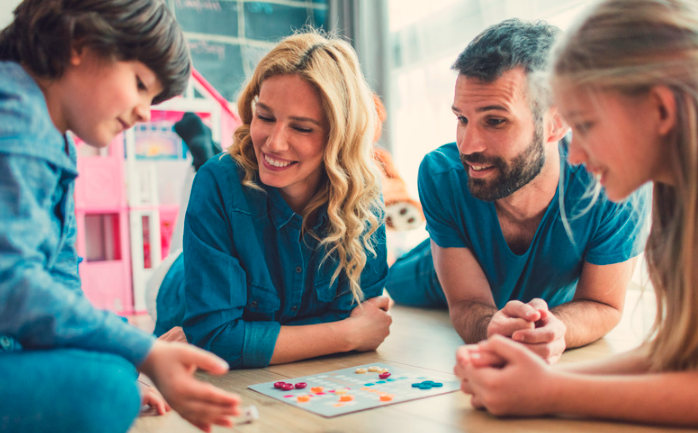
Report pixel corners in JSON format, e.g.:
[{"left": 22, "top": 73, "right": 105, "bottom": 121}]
[{"left": 460, "top": 123, "right": 546, "bottom": 202}]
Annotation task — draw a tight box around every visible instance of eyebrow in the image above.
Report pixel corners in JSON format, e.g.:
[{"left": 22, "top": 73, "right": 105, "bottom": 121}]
[
  {"left": 256, "top": 102, "right": 323, "bottom": 126},
  {"left": 451, "top": 104, "right": 510, "bottom": 114}
]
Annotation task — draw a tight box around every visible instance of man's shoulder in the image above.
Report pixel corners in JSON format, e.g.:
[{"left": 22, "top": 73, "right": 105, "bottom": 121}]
[{"left": 422, "top": 142, "right": 463, "bottom": 173}]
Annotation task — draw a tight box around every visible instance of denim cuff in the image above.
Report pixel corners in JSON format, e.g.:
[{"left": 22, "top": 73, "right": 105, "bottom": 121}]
[{"left": 241, "top": 320, "right": 281, "bottom": 368}]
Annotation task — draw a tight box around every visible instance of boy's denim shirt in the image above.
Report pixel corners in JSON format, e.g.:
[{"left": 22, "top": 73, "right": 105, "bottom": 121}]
[
  {"left": 155, "top": 153, "right": 389, "bottom": 368},
  {"left": 0, "top": 61, "right": 153, "bottom": 364}
]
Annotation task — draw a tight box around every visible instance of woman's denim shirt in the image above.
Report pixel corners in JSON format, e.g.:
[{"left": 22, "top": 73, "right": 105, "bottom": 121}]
[
  {"left": 156, "top": 153, "right": 388, "bottom": 368},
  {"left": 0, "top": 61, "right": 153, "bottom": 364}
]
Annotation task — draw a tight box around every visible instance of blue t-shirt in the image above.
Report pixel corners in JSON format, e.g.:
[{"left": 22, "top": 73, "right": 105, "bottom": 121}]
[
  {"left": 0, "top": 61, "right": 153, "bottom": 363},
  {"left": 419, "top": 141, "right": 650, "bottom": 309},
  {"left": 156, "top": 153, "right": 388, "bottom": 368}
]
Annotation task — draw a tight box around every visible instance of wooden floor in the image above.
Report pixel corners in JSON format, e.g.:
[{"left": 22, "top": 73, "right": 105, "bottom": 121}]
[{"left": 128, "top": 287, "right": 696, "bottom": 433}]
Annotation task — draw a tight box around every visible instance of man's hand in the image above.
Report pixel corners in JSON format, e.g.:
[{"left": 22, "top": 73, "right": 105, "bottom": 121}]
[
  {"left": 512, "top": 298, "right": 566, "bottom": 363},
  {"left": 487, "top": 298, "right": 566, "bottom": 364},
  {"left": 139, "top": 340, "right": 242, "bottom": 432},
  {"left": 487, "top": 300, "right": 540, "bottom": 338}
]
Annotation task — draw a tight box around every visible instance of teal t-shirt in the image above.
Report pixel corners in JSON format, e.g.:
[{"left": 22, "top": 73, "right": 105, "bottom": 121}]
[{"left": 418, "top": 141, "right": 650, "bottom": 309}]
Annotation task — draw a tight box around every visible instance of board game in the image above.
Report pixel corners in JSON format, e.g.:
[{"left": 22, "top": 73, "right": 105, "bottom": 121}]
[{"left": 248, "top": 362, "right": 461, "bottom": 417}]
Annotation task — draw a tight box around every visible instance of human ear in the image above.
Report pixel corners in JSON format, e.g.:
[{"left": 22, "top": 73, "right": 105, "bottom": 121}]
[
  {"left": 650, "top": 85, "right": 677, "bottom": 136},
  {"left": 69, "top": 41, "right": 86, "bottom": 66},
  {"left": 544, "top": 106, "right": 570, "bottom": 144}
]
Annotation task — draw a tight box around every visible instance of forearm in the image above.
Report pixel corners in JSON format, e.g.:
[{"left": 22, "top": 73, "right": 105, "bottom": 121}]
[
  {"left": 552, "top": 299, "right": 622, "bottom": 348},
  {"left": 550, "top": 369, "right": 698, "bottom": 426},
  {"left": 450, "top": 300, "right": 498, "bottom": 343},
  {"left": 270, "top": 320, "right": 352, "bottom": 364},
  {"left": 557, "top": 346, "right": 651, "bottom": 375}
]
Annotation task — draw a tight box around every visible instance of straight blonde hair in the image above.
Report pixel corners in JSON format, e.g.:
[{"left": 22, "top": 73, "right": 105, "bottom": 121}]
[
  {"left": 552, "top": 0, "right": 698, "bottom": 371},
  {"left": 229, "top": 30, "right": 383, "bottom": 305}
]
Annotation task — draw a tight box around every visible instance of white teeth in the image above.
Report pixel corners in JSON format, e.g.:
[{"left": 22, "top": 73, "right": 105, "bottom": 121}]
[
  {"left": 264, "top": 154, "right": 292, "bottom": 167},
  {"left": 471, "top": 165, "right": 488, "bottom": 171}
]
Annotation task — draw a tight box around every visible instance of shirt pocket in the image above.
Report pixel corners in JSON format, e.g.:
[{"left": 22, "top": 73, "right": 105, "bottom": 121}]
[
  {"left": 314, "top": 274, "right": 341, "bottom": 304},
  {"left": 245, "top": 282, "right": 281, "bottom": 320}
]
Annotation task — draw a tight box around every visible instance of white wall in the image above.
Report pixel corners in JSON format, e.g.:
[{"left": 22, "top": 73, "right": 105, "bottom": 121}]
[{"left": 0, "top": 0, "right": 20, "bottom": 30}]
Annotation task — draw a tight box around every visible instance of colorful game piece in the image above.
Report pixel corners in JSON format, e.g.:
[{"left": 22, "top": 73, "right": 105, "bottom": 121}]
[
  {"left": 378, "top": 372, "right": 391, "bottom": 379},
  {"left": 274, "top": 381, "right": 286, "bottom": 389},
  {"left": 297, "top": 395, "right": 311, "bottom": 403},
  {"left": 339, "top": 395, "right": 354, "bottom": 402},
  {"left": 281, "top": 383, "right": 295, "bottom": 391},
  {"left": 368, "top": 366, "right": 379, "bottom": 372},
  {"left": 355, "top": 368, "right": 367, "bottom": 374},
  {"left": 295, "top": 382, "right": 307, "bottom": 389},
  {"left": 310, "top": 386, "right": 324, "bottom": 393},
  {"left": 379, "top": 394, "right": 394, "bottom": 402},
  {"left": 378, "top": 368, "right": 389, "bottom": 373},
  {"left": 335, "top": 388, "right": 348, "bottom": 395}
]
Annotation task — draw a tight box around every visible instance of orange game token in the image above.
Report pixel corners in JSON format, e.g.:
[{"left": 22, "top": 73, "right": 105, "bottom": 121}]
[
  {"left": 297, "top": 395, "right": 311, "bottom": 403},
  {"left": 310, "top": 386, "right": 324, "bottom": 393},
  {"left": 339, "top": 395, "right": 355, "bottom": 402}
]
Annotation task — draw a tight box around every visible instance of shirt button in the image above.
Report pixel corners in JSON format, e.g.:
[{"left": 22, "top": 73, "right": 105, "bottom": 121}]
[
  {"left": 250, "top": 300, "right": 258, "bottom": 308},
  {"left": 291, "top": 305, "right": 298, "bottom": 312},
  {"left": 0, "top": 336, "right": 11, "bottom": 349},
  {"left": 295, "top": 266, "right": 302, "bottom": 273}
]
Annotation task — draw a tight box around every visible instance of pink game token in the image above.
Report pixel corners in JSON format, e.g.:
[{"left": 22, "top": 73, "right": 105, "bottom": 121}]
[
  {"left": 295, "top": 382, "right": 307, "bottom": 389},
  {"left": 274, "top": 382, "right": 286, "bottom": 389},
  {"left": 281, "top": 383, "right": 295, "bottom": 391},
  {"left": 379, "top": 372, "right": 391, "bottom": 379}
]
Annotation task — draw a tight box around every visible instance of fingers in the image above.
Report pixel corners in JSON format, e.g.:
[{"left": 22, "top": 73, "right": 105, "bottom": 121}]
[
  {"left": 365, "top": 295, "right": 391, "bottom": 311},
  {"left": 176, "top": 343, "right": 231, "bottom": 375},
  {"left": 487, "top": 314, "right": 535, "bottom": 338},
  {"left": 501, "top": 300, "right": 541, "bottom": 322},
  {"left": 158, "top": 326, "right": 188, "bottom": 343},
  {"left": 479, "top": 334, "right": 539, "bottom": 365}
]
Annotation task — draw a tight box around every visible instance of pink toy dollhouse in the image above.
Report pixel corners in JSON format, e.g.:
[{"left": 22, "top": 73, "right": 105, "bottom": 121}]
[{"left": 75, "top": 69, "right": 241, "bottom": 314}]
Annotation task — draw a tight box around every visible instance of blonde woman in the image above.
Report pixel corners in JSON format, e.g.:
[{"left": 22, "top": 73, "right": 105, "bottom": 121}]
[
  {"left": 454, "top": 0, "right": 698, "bottom": 426},
  {"left": 155, "top": 31, "right": 392, "bottom": 368}
]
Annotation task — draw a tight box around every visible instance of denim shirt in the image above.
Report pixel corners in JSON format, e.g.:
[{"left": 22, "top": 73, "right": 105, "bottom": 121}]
[
  {"left": 0, "top": 61, "right": 154, "bottom": 365},
  {"left": 156, "top": 153, "right": 388, "bottom": 368}
]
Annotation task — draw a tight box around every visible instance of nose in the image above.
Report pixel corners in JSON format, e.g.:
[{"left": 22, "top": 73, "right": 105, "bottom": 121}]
[
  {"left": 567, "top": 135, "right": 587, "bottom": 166},
  {"left": 266, "top": 124, "right": 289, "bottom": 152},
  {"left": 456, "top": 124, "right": 486, "bottom": 156},
  {"left": 134, "top": 101, "right": 151, "bottom": 123}
]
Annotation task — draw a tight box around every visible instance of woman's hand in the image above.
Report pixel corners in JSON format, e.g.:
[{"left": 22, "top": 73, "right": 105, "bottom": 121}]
[
  {"left": 344, "top": 295, "right": 392, "bottom": 351},
  {"left": 460, "top": 335, "right": 556, "bottom": 416},
  {"left": 158, "top": 326, "right": 188, "bottom": 343},
  {"left": 138, "top": 340, "right": 242, "bottom": 432}
]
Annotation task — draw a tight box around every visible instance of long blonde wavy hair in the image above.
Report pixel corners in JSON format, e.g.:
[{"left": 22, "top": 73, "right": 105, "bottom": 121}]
[
  {"left": 552, "top": 0, "right": 698, "bottom": 371},
  {"left": 228, "top": 30, "right": 383, "bottom": 305}
]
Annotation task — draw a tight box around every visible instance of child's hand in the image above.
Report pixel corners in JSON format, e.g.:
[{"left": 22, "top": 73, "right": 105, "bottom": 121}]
[
  {"left": 139, "top": 380, "right": 171, "bottom": 416},
  {"left": 138, "top": 340, "right": 242, "bottom": 432},
  {"left": 345, "top": 295, "right": 392, "bottom": 351}
]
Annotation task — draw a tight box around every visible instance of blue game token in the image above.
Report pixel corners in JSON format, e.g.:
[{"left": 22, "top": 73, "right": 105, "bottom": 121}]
[
  {"left": 365, "top": 383, "right": 375, "bottom": 386},
  {"left": 411, "top": 383, "right": 420, "bottom": 388},
  {"left": 418, "top": 384, "right": 432, "bottom": 390},
  {"left": 376, "top": 380, "right": 386, "bottom": 384},
  {"left": 432, "top": 382, "right": 443, "bottom": 387}
]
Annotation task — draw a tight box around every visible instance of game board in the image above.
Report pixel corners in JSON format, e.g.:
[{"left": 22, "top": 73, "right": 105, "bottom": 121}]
[{"left": 248, "top": 362, "right": 460, "bottom": 417}]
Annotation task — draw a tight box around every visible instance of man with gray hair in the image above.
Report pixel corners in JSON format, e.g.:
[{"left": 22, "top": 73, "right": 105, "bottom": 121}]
[{"left": 386, "top": 19, "right": 650, "bottom": 363}]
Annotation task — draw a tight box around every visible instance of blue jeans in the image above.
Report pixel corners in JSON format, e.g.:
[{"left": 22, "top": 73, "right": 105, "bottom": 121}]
[
  {"left": 385, "top": 238, "right": 448, "bottom": 308},
  {"left": 0, "top": 347, "right": 141, "bottom": 433}
]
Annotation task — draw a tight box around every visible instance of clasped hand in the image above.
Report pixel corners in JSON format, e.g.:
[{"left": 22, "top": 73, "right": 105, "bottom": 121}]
[{"left": 487, "top": 298, "right": 566, "bottom": 364}]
